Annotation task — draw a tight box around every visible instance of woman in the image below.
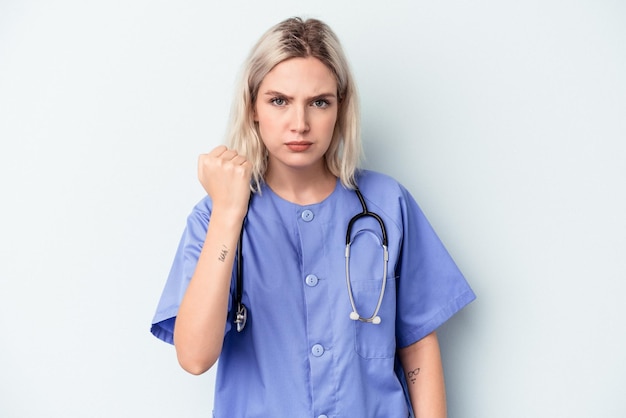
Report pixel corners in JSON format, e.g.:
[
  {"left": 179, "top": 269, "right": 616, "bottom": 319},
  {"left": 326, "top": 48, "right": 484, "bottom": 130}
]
[{"left": 151, "top": 17, "right": 475, "bottom": 418}]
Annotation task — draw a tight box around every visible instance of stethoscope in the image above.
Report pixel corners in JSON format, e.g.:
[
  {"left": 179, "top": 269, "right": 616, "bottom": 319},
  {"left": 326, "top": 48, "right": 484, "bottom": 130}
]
[
  {"left": 345, "top": 189, "right": 389, "bottom": 324},
  {"left": 233, "top": 188, "right": 389, "bottom": 332}
]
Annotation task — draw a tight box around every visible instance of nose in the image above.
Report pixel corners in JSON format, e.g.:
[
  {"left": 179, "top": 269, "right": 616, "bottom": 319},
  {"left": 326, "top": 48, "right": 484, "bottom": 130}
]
[{"left": 290, "top": 105, "right": 310, "bottom": 134}]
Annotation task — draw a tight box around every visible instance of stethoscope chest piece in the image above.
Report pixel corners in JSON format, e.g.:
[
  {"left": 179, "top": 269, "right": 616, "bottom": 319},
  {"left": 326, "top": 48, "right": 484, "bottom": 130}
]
[{"left": 235, "top": 303, "right": 248, "bottom": 332}]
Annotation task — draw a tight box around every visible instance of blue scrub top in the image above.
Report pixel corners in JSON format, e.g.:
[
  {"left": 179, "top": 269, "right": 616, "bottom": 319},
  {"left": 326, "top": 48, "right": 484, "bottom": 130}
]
[{"left": 151, "top": 170, "right": 475, "bottom": 418}]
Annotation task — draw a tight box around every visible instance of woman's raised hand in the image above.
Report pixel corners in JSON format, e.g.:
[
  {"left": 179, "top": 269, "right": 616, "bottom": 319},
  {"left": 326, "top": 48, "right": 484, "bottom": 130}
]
[{"left": 198, "top": 145, "right": 253, "bottom": 220}]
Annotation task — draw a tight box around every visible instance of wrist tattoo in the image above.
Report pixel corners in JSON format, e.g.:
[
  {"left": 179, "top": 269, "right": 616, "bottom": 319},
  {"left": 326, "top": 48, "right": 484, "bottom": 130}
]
[
  {"left": 407, "top": 368, "right": 421, "bottom": 384},
  {"left": 218, "top": 245, "right": 229, "bottom": 262}
]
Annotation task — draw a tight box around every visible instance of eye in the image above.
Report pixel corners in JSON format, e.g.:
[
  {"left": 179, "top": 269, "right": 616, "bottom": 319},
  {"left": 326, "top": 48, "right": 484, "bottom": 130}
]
[
  {"left": 312, "top": 99, "right": 330, "bottom": 108},
  {"left": 270, "top": 97, "right": 287, "bottom": 106}
]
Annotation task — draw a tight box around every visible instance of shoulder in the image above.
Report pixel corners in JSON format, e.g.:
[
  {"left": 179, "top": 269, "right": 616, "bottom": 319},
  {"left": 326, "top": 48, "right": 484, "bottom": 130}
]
[
  {"left": 354, "top": 170, "right": 425, "bottom": 231},
  {"left": 355, "top": 169, "right": 411, "bottom": 201},
  {"left": 192, "top": 194, "right": 213, "bottom": 212},
  {"left": 185, "top": 195, "right": 213, "bottom": 225}
]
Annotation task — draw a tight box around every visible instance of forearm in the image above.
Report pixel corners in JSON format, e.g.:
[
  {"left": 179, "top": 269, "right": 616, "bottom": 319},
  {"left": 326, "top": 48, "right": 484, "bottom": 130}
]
[
  {"left": 398, "top": 331, "right": 447, "bottom": 418},
  {"left": 173, "top": 210, "right": 243, "bottom": 375}
]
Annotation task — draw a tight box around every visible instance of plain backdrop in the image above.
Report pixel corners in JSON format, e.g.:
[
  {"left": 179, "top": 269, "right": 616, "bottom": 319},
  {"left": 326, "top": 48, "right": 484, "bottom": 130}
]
[{"left": 1, "top": 0, "right": 625, "bottom": 417}]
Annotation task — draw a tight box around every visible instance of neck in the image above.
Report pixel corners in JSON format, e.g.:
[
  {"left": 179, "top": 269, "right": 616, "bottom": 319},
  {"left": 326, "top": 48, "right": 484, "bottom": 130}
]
[{"left": 265, "top": 164, "right": 337, "bottom": 205}]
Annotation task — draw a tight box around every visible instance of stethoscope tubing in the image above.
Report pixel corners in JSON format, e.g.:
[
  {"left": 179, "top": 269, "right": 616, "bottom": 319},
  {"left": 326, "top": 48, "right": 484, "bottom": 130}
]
[{"left": 233, "top": 187, "right": 389, "bottom": 331}]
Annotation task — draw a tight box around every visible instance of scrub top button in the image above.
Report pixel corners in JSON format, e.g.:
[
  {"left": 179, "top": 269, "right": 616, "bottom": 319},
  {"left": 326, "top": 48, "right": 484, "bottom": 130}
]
[
  {"left": 311, "top": 344, "right": 324, "bottom": 357},
  {"left": 305, "top": 274, "right": 319, "bottom": 287},
  {"left": 301, "top": 209, "right": 314, "bottom": 222},
  {"left": 318, "top": 415, "right": 329, "bottom": 418}
]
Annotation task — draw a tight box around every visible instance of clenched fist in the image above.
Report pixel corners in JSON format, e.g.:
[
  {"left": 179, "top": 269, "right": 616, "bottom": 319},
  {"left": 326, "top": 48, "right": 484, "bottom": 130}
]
[{"left": 198, "top": 145, "right": 253, "bottom": 221}]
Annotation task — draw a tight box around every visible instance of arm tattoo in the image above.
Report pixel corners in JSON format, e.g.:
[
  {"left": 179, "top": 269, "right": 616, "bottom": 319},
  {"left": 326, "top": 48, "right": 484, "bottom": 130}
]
[
  {"left": 407, "top": 368, "right": 421, "bottom": 384},
  {"left": 218, "top": 245, "right": 229, "bottom": 262}
]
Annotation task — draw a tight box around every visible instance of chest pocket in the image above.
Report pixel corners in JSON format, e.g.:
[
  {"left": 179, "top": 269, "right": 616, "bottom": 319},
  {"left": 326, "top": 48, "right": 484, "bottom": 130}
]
[
  {"left": 351, "top": 276, "right": 397, "bottom": 358},
  {"left": 347, "top": 228, "right": 397, "bottom": 359}
]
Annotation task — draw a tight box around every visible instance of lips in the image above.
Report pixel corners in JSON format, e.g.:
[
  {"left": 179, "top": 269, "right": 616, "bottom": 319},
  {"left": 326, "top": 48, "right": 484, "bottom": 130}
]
[{"left": 285, "top": 141, "right": 312, "bottom": 152}]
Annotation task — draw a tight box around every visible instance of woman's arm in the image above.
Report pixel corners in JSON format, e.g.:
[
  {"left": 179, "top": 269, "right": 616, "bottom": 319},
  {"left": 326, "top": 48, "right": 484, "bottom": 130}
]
[
  {"left": 397, "top": 331, "right": 447, "bottom": 418},
  {"left": 173, "top": 146, "right": 252, "bottom": 375}
]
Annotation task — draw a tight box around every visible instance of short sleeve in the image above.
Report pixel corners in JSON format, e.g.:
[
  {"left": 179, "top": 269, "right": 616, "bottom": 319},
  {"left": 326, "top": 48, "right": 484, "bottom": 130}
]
[
  {"left": 150, "top": 197, "right": 233, "bottom": 344},
  {"left": 394, "top": 186, "right": 476, "bottom": 348}
]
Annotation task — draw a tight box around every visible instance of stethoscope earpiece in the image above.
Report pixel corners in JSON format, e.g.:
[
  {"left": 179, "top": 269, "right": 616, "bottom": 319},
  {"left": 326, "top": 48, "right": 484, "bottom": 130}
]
[{"left": 349, "top": 312, "right": 382, "bottom": 324}]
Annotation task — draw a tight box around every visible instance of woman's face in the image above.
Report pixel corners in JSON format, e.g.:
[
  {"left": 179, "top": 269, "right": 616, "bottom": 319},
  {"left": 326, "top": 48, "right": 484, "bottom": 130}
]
[{"left": 254, "top": 56, "right": 338, "bottom": 176}]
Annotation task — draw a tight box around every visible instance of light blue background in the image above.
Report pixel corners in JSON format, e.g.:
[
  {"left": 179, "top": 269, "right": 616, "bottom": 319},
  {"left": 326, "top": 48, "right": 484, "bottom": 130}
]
[{"left": 1, "top": 1, "right": 624, "bottom": 417}]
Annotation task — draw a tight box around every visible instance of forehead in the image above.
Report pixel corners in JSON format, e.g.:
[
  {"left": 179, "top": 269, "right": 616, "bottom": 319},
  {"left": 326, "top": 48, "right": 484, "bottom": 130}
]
[{"left": 260, "top": 57, "right": 337, "bottom": 94}]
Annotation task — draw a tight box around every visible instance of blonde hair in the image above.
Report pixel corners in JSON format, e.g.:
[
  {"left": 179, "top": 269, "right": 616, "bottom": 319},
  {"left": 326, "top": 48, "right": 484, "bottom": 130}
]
[{"left": 226, "top": 17, "right": 362, "bottom": 191}]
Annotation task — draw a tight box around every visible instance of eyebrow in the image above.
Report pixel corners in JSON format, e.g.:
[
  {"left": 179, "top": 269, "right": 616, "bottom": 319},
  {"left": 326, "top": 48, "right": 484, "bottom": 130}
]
[{"left": 262, "top": 90, "right": 337, "bottom": 101}]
